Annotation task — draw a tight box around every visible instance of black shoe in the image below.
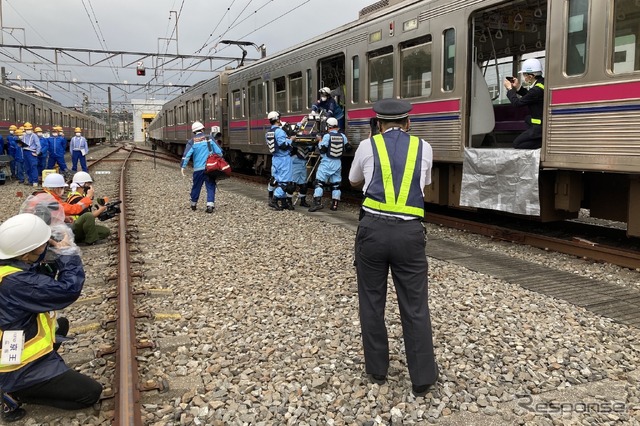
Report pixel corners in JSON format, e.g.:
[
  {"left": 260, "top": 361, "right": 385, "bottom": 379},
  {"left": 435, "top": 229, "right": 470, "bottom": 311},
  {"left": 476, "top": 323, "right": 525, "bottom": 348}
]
[
  {"left": 191, "top": 205, "right": 197, "bottom": 211},
  {"left": 56, "top": 317, "right": 70, "bottom": 338},
  {"left": 412, "top": 368, "right": 439, "bottom": 397},
  {"left": 329, "top": 200, "right": 338, "bottom": 211},
  {"left": 299, "top": 197, "right": 310, "bottom": 207},
  {"left": 206, "top": 206, "right": 214, "bottom": 213},
  {"left": 369, "top": 374, "right": 386, "bottom": 385},
  {"left": 2, "top": 393, "right": 26, "bottom": 423}
]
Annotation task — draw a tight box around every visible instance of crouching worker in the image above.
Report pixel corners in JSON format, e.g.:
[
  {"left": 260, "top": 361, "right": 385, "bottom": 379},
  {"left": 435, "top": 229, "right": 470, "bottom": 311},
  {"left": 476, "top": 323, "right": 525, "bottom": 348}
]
[
  {"left": 66, "top": 172, "right": 111, "bottom": 245},
  {"left": 0, "top": 213, "right": 103, "bottom": 422},
  {"left": 40, "top": 173, "right": 108, "bottom": 246}
]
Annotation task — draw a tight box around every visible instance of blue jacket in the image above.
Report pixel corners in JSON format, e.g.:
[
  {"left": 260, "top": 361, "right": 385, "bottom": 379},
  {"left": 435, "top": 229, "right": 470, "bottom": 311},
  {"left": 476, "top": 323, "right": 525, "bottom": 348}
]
[
  {"left": 48, "top": 135, "right": 67, "bottom": 156},
  {"left": 181, "top": 132, "right": 223, "bottom": 172},
  {"left": 70, "top": 136, "right": 88, "bottom": 154},
  {"left": 6, "top": 135, "right": 17, "bottom": 157},
  {"left": 311, "top": 97, "right": 344, "bottom": 120},
  {"left": 0, "top": 255, "right": 85, "bottom": 392},
  {"left": 267, "top": 126, "right": 293, "bottom": 158},
  {"left": 22, "top": 133, "right": 41, "bottom": 155},
  {"left": 38, "top": 136, "right": 49, "bottom": 157},
  {"left": 12, "top": 139, "right": 23, "bottom": 162}
]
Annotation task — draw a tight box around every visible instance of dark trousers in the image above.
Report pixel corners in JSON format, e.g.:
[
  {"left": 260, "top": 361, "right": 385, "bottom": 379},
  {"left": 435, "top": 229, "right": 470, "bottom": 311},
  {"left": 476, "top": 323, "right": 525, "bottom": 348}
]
[
  {"left": 354, "top": 213, "right": 438, "bottom": 386},
  {"left": 190, "top": 170, "right": 216, "bottom": 205},
  {"left": 71, "top": 151, "right": 88, "bottom": 172},
  {"left": 513, "top": 124, "right": 542, "bottom": 149},
  {"left": 12, "top": 369, "right": 102, "bottom": 410}
]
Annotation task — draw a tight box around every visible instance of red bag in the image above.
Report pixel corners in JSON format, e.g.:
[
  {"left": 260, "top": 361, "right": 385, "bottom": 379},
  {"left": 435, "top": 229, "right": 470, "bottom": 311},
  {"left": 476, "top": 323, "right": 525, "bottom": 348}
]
[{"left": 205, "top": 140, "right": 232, "bottom": 179}]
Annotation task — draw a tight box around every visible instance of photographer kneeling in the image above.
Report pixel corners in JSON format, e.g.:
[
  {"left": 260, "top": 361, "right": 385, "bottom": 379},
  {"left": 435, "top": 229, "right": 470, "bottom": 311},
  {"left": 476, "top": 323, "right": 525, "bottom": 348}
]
[{"left": 66, "top": 172, "right": 111, "bottom": 246}]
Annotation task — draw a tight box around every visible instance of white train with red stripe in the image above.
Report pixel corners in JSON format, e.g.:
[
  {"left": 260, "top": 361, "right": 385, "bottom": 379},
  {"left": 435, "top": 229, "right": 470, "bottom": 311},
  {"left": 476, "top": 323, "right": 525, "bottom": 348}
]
[{"left": 149, "top": 0, "right": 640, "bottom": 236}]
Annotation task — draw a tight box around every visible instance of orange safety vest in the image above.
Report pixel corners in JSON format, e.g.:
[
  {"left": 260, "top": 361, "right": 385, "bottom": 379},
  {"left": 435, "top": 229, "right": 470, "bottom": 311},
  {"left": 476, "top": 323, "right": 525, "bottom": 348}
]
[{"left": 0, "top": 266, "right": 56, "bottom": 372}]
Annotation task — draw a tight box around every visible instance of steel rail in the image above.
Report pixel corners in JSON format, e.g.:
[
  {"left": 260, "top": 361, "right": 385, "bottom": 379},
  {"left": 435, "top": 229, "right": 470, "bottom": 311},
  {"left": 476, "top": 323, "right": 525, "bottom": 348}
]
[
  {"left": 113, "top": 149, "right": 143, "bottom": 426},
  {"left": 425, "top": 212, "right": 640, "bottom": 270}
]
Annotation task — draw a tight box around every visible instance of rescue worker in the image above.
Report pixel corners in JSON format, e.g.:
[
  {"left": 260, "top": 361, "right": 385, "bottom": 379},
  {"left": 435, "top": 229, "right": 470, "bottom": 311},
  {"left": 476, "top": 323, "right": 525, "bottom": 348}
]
[
  {"left": 290, "top": 143, "right": 312, "bottom": 207},
  {"left": 35, "top": 127, "right": 49, "bottom": 179},
  {"left": 503, "top": 58, "right": 545, "bottom": 149},
  {"left": 0, "top": 132, "right": 4, "bottom": 156},
  {"left": 6, "top": 125, "right": 18, "bottom": 179},
  {"left": 0, "top": 213, "right": 103, "bottom": 422},
  {"left": 265, "top": 111, "right": 296, "bottom": 210},
  {"left": 47, "top": 126, "right": 68, "bottom": 174},
  {"left": 21, "top": 122, "right": 41, "bottom": 187},
  {"left": 180, "top": 121, "right": 223, "bottom": 213},
  {"left": 308, "top": 117, "right": 351, "bottom": 212},
  {"left": 70, "top": 127, "right": 89, "bottom": 172},
  {"left": 348, "top": 98, "right": 438, "bottom": 397},
  {"left": 66, "top": 171, "right": 110, "bottom": 245},
  {"left": 39, "top": 173, "right": 108, "bottom": 245},
  {"left": 311, "top": 87, "right": 345, "bottom": 131},
  {"left": 11, "top": 128, "right": 25, "bottom": 184}
]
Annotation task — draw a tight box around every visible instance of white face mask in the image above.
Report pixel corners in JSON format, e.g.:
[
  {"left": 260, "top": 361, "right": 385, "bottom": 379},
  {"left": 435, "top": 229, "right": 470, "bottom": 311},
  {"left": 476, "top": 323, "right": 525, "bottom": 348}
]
[
  {"left": 26, "top": 130, "right": 33, "bottom": 135},
  {"left": 18, "top": 135, "right": 23, "bottom": 140},
  {"left": 9, "top": 131, "right": 13, "bottom": 134},
  {"left": 320, "top": 96, "right": 327, "bottom": 102},
  {"left": 52, "top": 132, "right": 58, "bottom": 136},
  {"left": 75, "top": 133, "right": 81, "bottom": 137},
  {"left": 37, "top": 132, "right": 43, "bottom": 137}
]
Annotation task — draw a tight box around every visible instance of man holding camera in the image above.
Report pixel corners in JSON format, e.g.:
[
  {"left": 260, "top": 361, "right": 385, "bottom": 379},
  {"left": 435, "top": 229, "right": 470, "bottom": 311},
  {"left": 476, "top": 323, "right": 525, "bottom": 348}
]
[{"left": 65, "top": 172, "right": 111, "bottom": 245}]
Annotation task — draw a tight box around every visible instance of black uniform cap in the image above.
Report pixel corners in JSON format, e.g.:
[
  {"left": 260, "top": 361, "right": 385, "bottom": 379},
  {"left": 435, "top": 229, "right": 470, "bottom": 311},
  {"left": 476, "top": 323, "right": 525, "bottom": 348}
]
[{"left": 373, "top": 98, "right": 412, "bottom": 120}]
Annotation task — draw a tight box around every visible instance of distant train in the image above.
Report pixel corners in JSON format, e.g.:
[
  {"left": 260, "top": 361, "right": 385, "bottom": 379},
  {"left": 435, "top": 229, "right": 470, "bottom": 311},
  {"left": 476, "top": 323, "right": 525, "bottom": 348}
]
[
  {"left": 149, "top": 0, "right": 640, "bottom": 237},
  {"left": 0, "top": 83, "right": 106, "bottom": 143}
]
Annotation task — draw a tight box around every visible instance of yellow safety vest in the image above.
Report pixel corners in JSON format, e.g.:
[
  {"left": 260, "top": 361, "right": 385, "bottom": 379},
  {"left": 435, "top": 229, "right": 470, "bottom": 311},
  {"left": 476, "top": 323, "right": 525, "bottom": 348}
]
[
  {"left": 530, "top": 82, "right": 545, "bottom": 125},
  {"left": 362, "top": 134, "right": 425, "bottom": 218},
  {"left": 0, "top": 266, "right": 56, "bottom": 372}
]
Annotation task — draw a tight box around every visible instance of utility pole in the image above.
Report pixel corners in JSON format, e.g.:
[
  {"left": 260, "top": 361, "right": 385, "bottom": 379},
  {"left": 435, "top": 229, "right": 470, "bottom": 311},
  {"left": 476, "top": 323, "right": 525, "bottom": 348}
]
[
  {"left": 0, "top": 1, "right": 3, "bottom": 45},
  {"left": 108, "top": 86, "right": 113, "bottom": 146}
]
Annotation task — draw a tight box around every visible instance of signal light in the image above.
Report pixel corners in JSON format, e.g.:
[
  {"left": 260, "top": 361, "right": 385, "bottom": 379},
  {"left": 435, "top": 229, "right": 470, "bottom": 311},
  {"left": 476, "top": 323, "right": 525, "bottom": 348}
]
[{"left": 136, "top": 61, "right": 146, "bottom": 76}]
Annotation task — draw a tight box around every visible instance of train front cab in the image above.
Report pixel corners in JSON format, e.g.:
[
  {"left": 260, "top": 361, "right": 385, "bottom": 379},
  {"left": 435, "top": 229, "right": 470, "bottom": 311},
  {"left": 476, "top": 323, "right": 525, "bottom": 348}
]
[{"left": 453, "top": 0, "right": 640, "bottom": 238}]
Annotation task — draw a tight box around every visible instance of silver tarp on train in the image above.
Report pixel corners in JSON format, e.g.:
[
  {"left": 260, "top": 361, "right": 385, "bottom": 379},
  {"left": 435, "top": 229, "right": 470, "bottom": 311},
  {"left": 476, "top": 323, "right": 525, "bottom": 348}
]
[{"left": 460, "top": 148, "right": 541, "bottom": 216}]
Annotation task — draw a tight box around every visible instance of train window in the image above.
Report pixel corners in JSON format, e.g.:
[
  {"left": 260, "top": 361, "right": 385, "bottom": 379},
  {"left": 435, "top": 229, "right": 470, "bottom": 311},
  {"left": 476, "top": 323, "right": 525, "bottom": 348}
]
[
  {"left": 0, "top": 100, "right": 4, "bottom": 121},
  {"left": 9, "top": 99, "right": 15, "bottom": 122},
  {"left": 204, "top": 95, "right": 210, "bottom": 121},
  {"left": 368, "top": 46, "right": 394, "bottom": 102},
  {"left": 352, "top": 56, "right": 360, "bottom": 103},
  {"left": 401, "top": 35, "right": 432, "bottom": 98},
  {"left": 443, "top": 28, "right": 456, "bottom": 91},
  {"left": 306, "top": 69, "right": 313, "bottom": 108},
  {"left": 289, "top": 72, "right": 303, "bottom": 112},
  {"left": 565, "top": 0, "right": 589, "bottom": 76},
  {"left": 212, "top": 94, "right": 218, "bottom": 120},
  {"left": 612, "top": 0, "right": 640, "bottom": 73},
  {"left": 274, "top": 77, "right": 287, "bottom": 112},
  {"left": 232, "top": 90, "right": 242, "bottom": 119}
]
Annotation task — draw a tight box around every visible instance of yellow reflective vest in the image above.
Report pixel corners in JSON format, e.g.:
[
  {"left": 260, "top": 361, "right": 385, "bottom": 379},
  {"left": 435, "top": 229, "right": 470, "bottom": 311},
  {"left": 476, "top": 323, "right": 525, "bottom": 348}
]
[{"left": 0, "top": 265, "right": 56, "bottom": 372}]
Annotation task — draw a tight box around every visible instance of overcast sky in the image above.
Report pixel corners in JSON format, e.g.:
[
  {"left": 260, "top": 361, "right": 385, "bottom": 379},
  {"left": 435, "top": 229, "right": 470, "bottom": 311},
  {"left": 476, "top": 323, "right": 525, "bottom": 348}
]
[{"left": 1, "top": 0, "right": 373, "bottom": 110}]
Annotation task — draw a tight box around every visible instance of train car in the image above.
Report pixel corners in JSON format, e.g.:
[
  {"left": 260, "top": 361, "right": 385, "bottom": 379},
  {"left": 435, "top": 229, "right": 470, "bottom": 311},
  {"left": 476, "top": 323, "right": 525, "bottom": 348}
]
[
  {"left": 150, "top": 0, "right": 640, "bottom": 237},
  {"left": 0, "top": 83, "right": 106, "bottom": 144}
]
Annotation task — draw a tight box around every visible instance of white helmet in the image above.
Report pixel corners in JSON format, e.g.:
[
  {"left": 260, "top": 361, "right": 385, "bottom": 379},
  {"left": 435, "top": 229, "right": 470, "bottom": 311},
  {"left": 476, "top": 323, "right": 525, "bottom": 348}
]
[
  {"left": 326, "top": 117, "right": 339, "bottom": 128},
  {"left": 319, "top": 87, "right": 331, "bottom": 96},
  {"left": 191, "top": 121, "right": 205, "bottom": 133},
  {"left": 0, "top": 213, "right": 52, "bottom": 259},
  {"left": 267, "top": 111, "right": 280, "bottom": 121},
  {"left": 43, "top": 173, "right": 68, "bottom": 188},
  {"left": 72, "top": 171, "right": 93, "bottom": 185},
  {"left": 519, "top": 58, "right": 543, "bottom": 74}
]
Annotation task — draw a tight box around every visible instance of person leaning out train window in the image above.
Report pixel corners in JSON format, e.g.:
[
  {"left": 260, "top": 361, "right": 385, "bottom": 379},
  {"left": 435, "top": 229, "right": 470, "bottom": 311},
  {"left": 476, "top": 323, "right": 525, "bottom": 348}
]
[
  {"left": 311, "top": 87, "right": 345, "bottom": 132},
  {"left": 503, "top": 58, "right": 544, "bottom": 150},
  {"left": 0, "top": 213, "right": 102, "bottom": 422}
]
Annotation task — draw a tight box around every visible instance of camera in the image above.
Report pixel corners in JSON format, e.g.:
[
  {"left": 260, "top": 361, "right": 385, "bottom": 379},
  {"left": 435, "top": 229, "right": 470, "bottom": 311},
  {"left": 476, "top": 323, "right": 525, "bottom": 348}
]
[
  {"left": 506, "top": 76, "right": 516, "bottom": 83},
  {"left": 281, "top": 122, "right": 300, "bottom": 137},
  {"left": 96, "top": 198, "right": 122, "bottom": 221}
]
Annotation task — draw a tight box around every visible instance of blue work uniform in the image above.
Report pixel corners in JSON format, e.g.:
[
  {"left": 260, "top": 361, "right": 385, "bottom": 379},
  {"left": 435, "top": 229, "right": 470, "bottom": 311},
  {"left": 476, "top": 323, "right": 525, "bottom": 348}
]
[
  {"left": 11, "top": 138, "right": 24, "bottom": 182},
  {"left": 22, "top": 132, "right": 41, "bottom": 185},
  {"left": 6, "top": 134, "right": 18, "bottom": 178},
  {"left": 70, "top": 135, "right": 88, "bottom": 172},
  {"left": 314, "top": 130, "right": 348, "bottom": 200},
  {"left": 181, "top": 132, "right": 223, "bottom": 207},
  {"left": 265, "top": 125, "right": 293, "bottom": 199},
  {"left": 291, "top": 146, "right": 311, "bottom": 185},
  {"left": 312, "top": 97, "right": 345, "bottom": 130},
  {"left": 47, "top": 134, "right": 68, "bottom": 172},
  {"left": 37, "top": 135, "right": 49, "bottom": 177}
]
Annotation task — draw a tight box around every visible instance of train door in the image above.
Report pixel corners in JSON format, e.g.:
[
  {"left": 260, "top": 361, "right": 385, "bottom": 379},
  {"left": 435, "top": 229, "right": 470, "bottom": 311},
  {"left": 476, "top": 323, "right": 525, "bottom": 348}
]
[
  {"left": 470, "top": 0, "right": 548, "bottom": 148},
  {"left": 248, "top": 78, "right": 264, "bottom": 145},
  {"left": 317, "top": 54, "right": 346, "bottom": 127}
]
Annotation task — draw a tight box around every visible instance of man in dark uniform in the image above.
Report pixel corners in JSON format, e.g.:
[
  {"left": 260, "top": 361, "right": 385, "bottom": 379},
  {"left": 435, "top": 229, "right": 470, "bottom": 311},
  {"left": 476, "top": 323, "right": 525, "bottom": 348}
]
[
  {"left": 348, "top": 98, "right": 438, "bottom": 397},
  {"left": 504, "top": 58, "right": 545, "bottom": 149}
]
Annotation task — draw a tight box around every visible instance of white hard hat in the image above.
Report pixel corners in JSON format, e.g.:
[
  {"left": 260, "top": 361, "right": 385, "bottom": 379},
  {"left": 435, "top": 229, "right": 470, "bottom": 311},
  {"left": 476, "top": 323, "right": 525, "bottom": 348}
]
[
  {"left": 519, "top": 58, "right": 543, "bottom": 74},
  {"left": 191, "top": 121, "right": 205, "bottom": 133},
  {"left": 43, "top": 173, "right": 68, "bottom": 188},
  {"left": 72, "top": 171, "right": 93, "bottom": 185},
  {"left": 0, "top": 213, "right": 52, "bottom": 259},
  {"left": 326, "top": 117, "right": 339, "bottom": 128},
  {"left": 319, "top": 87, "right": 331, "bottom": 96},
  {"left": 267, "top": 111, "right": 280, "bottom": 121}
]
